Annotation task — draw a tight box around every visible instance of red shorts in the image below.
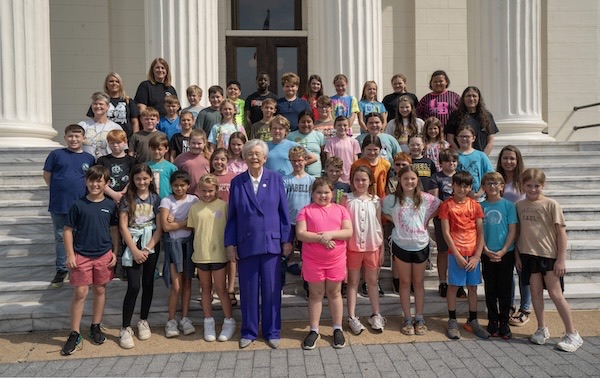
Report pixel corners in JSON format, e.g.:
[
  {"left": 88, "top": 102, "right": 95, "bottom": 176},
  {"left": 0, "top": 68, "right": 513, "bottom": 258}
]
[
  {"left": 69, "top": 251, "right": 114, "bottom": 286},
  {"left": 346, "top": 250, "right": 379, "bottom": 270}
]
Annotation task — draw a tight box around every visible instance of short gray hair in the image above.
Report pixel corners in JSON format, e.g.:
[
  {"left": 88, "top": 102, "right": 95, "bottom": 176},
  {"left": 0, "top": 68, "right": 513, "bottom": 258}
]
[
  {"left": 242, "top": 139, "right": 269, "bottom": 160},
  {"left": 91, "top": 91, "right": 111, "bottom": 105}
]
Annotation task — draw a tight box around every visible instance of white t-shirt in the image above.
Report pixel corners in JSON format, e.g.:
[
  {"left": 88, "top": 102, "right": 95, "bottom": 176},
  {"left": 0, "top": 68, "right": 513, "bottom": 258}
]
[{"left": 159, "top": 194, "right": 199, "bottom": 239}]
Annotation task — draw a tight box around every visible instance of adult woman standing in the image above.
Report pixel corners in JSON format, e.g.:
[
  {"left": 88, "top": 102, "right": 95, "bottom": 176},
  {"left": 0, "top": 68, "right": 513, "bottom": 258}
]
[
  {"left": 445, "top": 86, "right": 498, "bottom": 155},
  {"left": 79, "top": 92, "right": 123, "bottom": 160},
  {"left": 225, "top": 139, "right": 293, "bottom": 349},
  {"left": 134, "top": 58, "right": 179, "bottom": 117},
  {"left": 87, "top": 72, "right": 139, "bottom": 138}
]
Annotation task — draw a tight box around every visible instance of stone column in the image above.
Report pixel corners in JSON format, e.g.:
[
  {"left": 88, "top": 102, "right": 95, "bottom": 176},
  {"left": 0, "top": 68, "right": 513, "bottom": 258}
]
[
  {"left": 0, "top": 0, "right": 59, "bottom": 147},
  {"left": 468, "top": 0, "right": 552, "bottom": 141},
  {"left": 311, "top": 0, "right": 383, "bottom": 104},
  {"left": 144, "top": 0, "right": 219, "bottom": 107}
]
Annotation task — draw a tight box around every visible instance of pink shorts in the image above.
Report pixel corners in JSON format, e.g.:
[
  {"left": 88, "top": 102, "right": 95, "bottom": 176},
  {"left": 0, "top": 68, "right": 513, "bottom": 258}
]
[
  {"left": 70, "top": 251, "right": 114, "bottom": 286},
  {"left": 302, "top": 258, "right": 346, "bottom": 283},
  {"left": 347, "top": 250, "right": 379, "bottom": 271}
]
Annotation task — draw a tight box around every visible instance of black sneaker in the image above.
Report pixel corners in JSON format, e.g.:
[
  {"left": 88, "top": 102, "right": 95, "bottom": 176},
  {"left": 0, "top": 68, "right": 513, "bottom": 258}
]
[
  {"left": 333, "top": 329, "right": 346, "bottom": 349},
  {"left": 89, "top": 323, "right": 106, "bottom": 345},
  {"left": 61, "top": 331, "right": 82, "bottom": 355},
  {"left": 457, "top": 286, "right": 467, "bottom": 298},
  {"left": 51, "top": 271, "right": 68, "bottom": 288},
  {"left": 302, "top": 331, "right": 320, "bottom": 350},
  {"left": 378, "top": 283, "right": 384, "bottom": 297},
  {"left": 438, "top": 283, "right": 448, "bottom": 298},
  {"left": 360, "top": 282, "right": 368, "bottom": 297},
  {"left": 487, "top": 321, "right": 499, "bottom": 337},
  {"left": 499, "top": 322, "right": 512, "bottom": 340}
]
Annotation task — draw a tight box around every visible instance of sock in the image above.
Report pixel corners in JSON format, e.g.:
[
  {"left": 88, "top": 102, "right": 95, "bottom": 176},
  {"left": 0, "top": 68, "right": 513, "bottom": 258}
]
[
  {"left": 469, "top": 311, "right": 477, "bottom": 322},
  {"left": 415, "top": 315, "right": 424, "bottom": 322},
  {"left": 404, "top": 316, "right": 412, "bottom": 323},
  {"left": 332, "top": 324, "right": 342, "bottom": 331},
  {"left": 449, "top": 310, "right": 457, "bottom": 319},
  {"left": 311, "top": 327, "right": 319, "bottom": 333}
]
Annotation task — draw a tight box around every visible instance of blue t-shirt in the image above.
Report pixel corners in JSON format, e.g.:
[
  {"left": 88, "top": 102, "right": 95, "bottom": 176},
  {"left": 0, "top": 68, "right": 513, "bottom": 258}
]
[
  {"left": 65, "top": 197, "right": 116, "bottom": 257},
  {"left": 287, "top": 130, "right": 326, "bottom": 177},
  {"left": 276, "top": 97, "right": 311, "bottom": 132},
  {"left": 265, "top": 139, "right": 302, "bottom": 176},
  {"left": 147, "top": 159, "right": 178, "bottom": 198},
  {"left": 358, "top": 100, "right": 386, "bottom": 118},
  {"left": 481, "top": 198, "right": 517, "bottom": 252},
  {"left": 427, "top": 171, "right": 453, "bottom": 201},
  {"left": 457, "top": 149, "right": 494, "bottom": 193},
  {"left": 43, "top": 148, "right": 95, "bottom": 214},
  {"left": 158, "top": 116, "right": 181, "bottom": 141},
  {"left": 283, "top": 174, "right": 315, "bottom": 224},
  {"left": 333, "top": 181, "right": 351, "bottom": 204},
  {"left": 331, "top": 95, "right": 357, "bottom": 117}
]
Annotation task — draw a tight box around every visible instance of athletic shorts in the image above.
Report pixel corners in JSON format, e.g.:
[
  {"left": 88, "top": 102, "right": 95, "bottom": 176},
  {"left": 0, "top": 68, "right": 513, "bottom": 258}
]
[
  {"left": 391, "top": 243, "right": 430, "bottom": 264},
  {"left": 520, "top": 254, "right": 565, "bottom": 292},
  {"left": 195, "top": 262, "right": 228, "bottom": 272},
  {"left": 448, "top": 254, "right": 481, "bottom": 287},
  {"left": 70, "top": 251, "right": 114, "bottom": 286},
  {"left": 302, "top": 258, "right": 346, "bottom": 283},
  {"left": 347, "top": 249, "right": 379, "bottom": 270}
]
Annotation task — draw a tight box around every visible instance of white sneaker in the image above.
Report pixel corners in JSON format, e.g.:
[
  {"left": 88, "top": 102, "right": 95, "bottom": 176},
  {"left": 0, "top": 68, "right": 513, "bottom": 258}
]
[
  {"left": 556, "top": 332, "right": 583, "bottom": 352},
  {"left": 165, "top": 319, "right": 179, "bottom": 338},
  {"left": 179, "top": 317, "right": 196, "bottom": 335},
  {"left": 530, "top": 326, "right": 550, "bottom": 345},
  {"left": 368, "top": 313, "right": 387, "bottom": 332},
  {"left": 119, "top": 327, "right": 135, "bottom": 349},
  {"left": 137, "top": 320, "right": 151, "bottom": 340},
  {"left": 347, "top": 316, "right": 366, "bottom": 335},
  {"left": 204, "top": 317, "right": 216, "bottom": 342},
  {"left": 218, "top": 318, "right": 236, "bottom": 341}
]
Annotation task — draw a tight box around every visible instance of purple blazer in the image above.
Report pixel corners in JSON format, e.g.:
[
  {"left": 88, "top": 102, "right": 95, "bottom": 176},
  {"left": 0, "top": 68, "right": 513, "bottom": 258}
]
[{"left": 224, "top": 168, "right": 292, "bottom": 257}]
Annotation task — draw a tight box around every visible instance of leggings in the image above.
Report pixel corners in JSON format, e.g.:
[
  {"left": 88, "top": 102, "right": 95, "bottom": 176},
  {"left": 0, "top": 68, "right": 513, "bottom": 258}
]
[{"left": 122, "top": 245, "right": 160, "bottom": 328}]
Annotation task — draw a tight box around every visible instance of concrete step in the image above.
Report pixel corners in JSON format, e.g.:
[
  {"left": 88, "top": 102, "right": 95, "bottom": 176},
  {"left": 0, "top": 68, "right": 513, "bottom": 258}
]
[
  {"left": 490, "top": 141, "right": 600, "bottom": 155},
  {"left": 546, "top": 175, "right": 600, "bottom": 190},
  {"left": 0, "top": 216, "right": 52, "bottom": 237},
  {"left": 0, "top": 200, "right": 48, "bottom": 217},
  {"left": 545, "top": 189, "right": 600, "bottom": 204},
  {"left": 1, "top": 280, "right": 598, "bottom": 333},
  {"left": 0, "top": 236, "right": 53, "bottom": 257},
  {"left": 0, "top": 185, "right": 47, "bottom": 201},
  {"left": 0, "top": 156, "right": 47, "bottom": 172},
  {"left": 0, "top": 171, "right": 46, "bottom": 186},
  {"left": 498, "top": 151, "right": 600, "bottom": 165},
  {"left": 561, "top": 204, "right": 600, "bottom": 221},
  {"left": 529, "top": 162, "right": 600, "bottom": 176},
  {"left": 566, "top": 221, "right": 600, "bottom": 240},
  {"left": 567, "top": 240, "right": 600, "bottom": 260}
]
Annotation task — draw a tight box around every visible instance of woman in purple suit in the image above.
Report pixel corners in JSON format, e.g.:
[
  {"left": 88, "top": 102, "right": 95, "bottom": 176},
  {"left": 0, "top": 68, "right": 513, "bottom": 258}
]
[{"left": 225, "top": 139, "right": 293, "bottom": 349}]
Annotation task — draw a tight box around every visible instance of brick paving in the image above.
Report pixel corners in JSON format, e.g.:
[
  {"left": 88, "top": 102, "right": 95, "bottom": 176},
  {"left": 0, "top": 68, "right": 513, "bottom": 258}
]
[{"left": 1, "top": 337, "right": 599, "bottom": 377}]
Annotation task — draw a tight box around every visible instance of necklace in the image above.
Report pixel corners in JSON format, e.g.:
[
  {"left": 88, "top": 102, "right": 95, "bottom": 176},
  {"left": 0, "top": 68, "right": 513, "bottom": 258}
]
[{"left": 86, "top": 121, "right": 109, "bottom": 158}]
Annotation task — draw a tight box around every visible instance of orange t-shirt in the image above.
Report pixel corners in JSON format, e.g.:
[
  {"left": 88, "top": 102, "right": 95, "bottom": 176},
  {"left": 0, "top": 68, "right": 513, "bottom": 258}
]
[
  {"left": 350, "top": 158, "right": 390, "bottom": 200},
  {"left": 438, "top": 197, "right": 483, "bottom": 257}
]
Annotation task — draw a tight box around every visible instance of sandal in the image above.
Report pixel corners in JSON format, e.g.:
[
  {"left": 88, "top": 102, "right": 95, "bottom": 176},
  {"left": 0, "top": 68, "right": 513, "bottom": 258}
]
[
  {"left": 229, "top": 292, "right": 238, "bottom": 306},
  {"left": 509, "top": 309, "right": 530, "bottom": 327}
]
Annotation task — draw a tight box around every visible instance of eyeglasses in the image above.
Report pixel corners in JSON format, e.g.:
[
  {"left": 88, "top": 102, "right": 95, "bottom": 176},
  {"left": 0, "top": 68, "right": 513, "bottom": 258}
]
[
  {"left": 484, "top": 182, "right": 502, "bottom": 187},
  {"left": 245, "top": 152, "right": 264, "bottom": 158}
]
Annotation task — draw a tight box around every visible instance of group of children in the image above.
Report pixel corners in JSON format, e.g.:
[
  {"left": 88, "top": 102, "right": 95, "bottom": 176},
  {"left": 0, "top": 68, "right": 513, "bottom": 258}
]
[{"left": 44, "top": 69, "right": 583, "bottom": 355}]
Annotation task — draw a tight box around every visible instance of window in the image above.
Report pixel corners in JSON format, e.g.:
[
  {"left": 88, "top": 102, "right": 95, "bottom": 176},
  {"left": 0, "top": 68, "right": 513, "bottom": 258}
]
[{"left": 232, "top": 0, "right": 301, "bottom": 30}]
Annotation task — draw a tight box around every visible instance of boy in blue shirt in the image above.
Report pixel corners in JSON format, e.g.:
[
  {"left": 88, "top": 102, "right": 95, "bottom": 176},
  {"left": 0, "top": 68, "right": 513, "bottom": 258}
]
[
  {"left": 481, "top": 172, "right": 517, "bottom": 339},
  {"left": 43, "top": 124, "right": 96, "bottom": 288},
  {"left": 147, "top": 134, "right": 178, "bottom": 198},
  {"left": 61, "top": 165, "right": 118, "bottom": 355},
  {"left": 158, "top": 95, "right": 181, "bottom": 140},
  {"left": 277, "top": 72, "right": 310, "bottom": 132}
]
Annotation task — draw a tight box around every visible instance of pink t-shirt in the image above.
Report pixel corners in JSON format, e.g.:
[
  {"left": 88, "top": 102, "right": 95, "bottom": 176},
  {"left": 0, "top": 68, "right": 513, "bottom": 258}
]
[
  {"left": 174, "top": 152, "right": 210, "bottom": 196},
  {"left": 296, "top": 203, "right": 351, "bottom": 270},
  {"left": 324, "top": 136, "right": 361, "bottom": 182},
  {"left": 216, "top": 171, "right": 237, "bottom": 203}
]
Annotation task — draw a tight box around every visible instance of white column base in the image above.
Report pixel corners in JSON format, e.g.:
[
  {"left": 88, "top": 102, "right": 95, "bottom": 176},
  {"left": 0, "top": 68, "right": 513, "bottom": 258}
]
[
  {"left": 495, "top": 120, "right": 555, "bottom": 143},
  {"left": 0, "top": 122, "right": 60, "bottom": 147}
]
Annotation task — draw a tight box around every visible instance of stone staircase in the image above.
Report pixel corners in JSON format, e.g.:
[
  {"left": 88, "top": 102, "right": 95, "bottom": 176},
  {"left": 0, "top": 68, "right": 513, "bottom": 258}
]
[{"left": 0, "top": 142, "right": 599, "bottom": 333}]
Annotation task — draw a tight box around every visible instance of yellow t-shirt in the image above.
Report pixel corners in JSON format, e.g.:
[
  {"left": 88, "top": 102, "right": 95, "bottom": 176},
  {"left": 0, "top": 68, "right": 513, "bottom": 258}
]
[
  {"left": 516, "top": 197, "right": 566, "bottom": 259},
  {"left": 187, "top": 199, "right": 228, "bottom": 264}
]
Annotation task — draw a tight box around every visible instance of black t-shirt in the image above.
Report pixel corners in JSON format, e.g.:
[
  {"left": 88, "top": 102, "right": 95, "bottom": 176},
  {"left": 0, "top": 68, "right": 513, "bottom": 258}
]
[
  {"left": 445, "top": 111, "right": 499, "bottom": 152},
  {"left": 169, "top": 133, "right": 191, "bottom": 159},
  {"left": 96, "top": 154, "right": 136, "bottom": 193},
  {"left": 382, "top": 92, "right": 419, "bottom": 117},
  {"left": 411, "top": 156, "right": 438, "bottom": 191},
  {"left": 65, "top": 197, "right": 116, "bottom": 257},
  {"left": 87, "top": 97, "right": 140, "bottom": 138},
  {"left": 244, "top": 92, "right": 278, "bottom": 125},
  {"left": 134, "top": 80, "right": 178, "bottom": 117}
]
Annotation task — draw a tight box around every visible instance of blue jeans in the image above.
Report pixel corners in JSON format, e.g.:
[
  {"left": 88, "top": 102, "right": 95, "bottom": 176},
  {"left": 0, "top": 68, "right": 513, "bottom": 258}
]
[
  {"left": 511, "top": 267, "right": 531, "bottom": 311},
  {"left": 50, "top": 212, "right": 67, "bottom": 273}
]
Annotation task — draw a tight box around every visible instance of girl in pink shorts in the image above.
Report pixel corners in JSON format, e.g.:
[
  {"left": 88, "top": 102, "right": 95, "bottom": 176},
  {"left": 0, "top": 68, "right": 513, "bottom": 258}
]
[
  {"left": 341, "top": 166, "right": 385, "bottom": 335},
  {"left": 296, "top": 178, "right": 353, "bottom": 350}
]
